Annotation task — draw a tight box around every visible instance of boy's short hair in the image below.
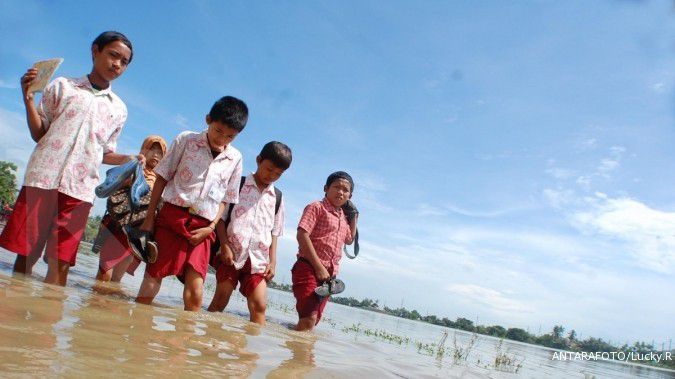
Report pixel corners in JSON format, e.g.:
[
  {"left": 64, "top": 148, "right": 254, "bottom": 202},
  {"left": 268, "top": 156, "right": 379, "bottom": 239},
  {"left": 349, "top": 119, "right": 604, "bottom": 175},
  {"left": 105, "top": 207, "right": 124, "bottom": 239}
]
[
  {"left": 326, "top": 171, "right": 354, "bottom": 193},
  {"left": 92, "top": 31, "right": 133, "bottom": 63},
  {"left": 209, "top": 96, "right": 249, "bottom": 132},
  {"left": 259, "top": 141, "right": 292, "bottom": 170}
]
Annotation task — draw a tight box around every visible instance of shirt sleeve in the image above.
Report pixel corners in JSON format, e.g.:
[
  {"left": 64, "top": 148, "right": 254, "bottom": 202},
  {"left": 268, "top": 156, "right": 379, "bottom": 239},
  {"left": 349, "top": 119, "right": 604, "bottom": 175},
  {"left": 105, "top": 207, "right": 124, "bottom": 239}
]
[
  {"left": 37, "top": 78, "right": 62, "bottom": 131},
  {"left": 271, "top": 195, "right": 285, "bottom": 237},
  {"left": 298, "top": 202, "right": 320, "bottom": 234},
  {"left": 153, "top": 132, "right": 186, "bottom": 181},
  {"left": 221, "top": 157, "right": 243, "bottom": 205}
]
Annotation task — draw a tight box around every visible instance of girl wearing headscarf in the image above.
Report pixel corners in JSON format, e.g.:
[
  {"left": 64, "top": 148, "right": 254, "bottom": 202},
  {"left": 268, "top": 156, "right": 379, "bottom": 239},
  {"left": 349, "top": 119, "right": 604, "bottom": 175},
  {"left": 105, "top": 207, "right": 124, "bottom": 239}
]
[{"left": 94, "top": 135, "right": 167, "bottom": 282}]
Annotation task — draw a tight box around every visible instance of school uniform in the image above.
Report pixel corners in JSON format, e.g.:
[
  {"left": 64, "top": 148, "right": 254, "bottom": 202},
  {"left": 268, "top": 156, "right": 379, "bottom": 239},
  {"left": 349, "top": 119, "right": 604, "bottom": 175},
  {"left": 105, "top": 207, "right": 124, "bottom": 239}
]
[
  {"left": 0, "top": 76, "right": 126, "bottom": 265},
  {"left": 214, "top": 174, "right": 285, "bottom": 296},
  {"left": 292, "top": 198, "right": 353, "bottom": 324},
  {"left": 144, "top": 130, "right": 242, "bottom": 280}
]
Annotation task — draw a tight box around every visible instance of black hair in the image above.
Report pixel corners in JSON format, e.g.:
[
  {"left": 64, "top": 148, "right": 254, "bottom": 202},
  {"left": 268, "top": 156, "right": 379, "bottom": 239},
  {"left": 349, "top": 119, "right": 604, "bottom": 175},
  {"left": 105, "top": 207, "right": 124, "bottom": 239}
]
[
  {"left": 259, "top": 141, "right": 292, "bottom": 170},
  {"left": 325, "top": 171, "right": 354, "bottom": 193},
  {"left": 92, "top": 31, "right": 133, "bottom": 63},
  {"left": 209, "top": 96, "right": 249, "bottom": 132}
]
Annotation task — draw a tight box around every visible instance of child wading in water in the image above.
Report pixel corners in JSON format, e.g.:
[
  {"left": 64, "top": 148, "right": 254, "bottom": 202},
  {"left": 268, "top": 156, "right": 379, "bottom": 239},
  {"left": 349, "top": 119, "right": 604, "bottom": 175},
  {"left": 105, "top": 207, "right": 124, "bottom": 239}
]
[
  {"left": 93, "top": 135, "right": 167, "bottom": 282},
  {"left": 0, "top": 31, "right": 139, "bottom": 286},
  {"left": 207, "top": 141, "right": 292, "bottom": 325},
  {"left": 135, "top": 96, "right": 248, "bottom": 311},
  {"left": 293, "top": 171, "right": 358, "bottom": 331}
]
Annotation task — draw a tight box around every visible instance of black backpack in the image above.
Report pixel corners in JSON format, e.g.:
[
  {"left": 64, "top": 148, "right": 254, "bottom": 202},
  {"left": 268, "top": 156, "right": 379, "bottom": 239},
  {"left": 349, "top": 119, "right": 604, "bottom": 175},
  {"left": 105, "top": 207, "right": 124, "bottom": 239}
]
[{"left": 209, "top": 176, "right": 282, "bottom": 263}]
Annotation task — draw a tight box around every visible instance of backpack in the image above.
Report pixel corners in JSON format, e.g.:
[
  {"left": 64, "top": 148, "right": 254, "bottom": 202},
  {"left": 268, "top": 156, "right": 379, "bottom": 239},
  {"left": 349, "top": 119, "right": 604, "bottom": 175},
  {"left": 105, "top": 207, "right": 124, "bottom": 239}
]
[{"left": 209, "top": 176, "right": 282, "bottom": 262}]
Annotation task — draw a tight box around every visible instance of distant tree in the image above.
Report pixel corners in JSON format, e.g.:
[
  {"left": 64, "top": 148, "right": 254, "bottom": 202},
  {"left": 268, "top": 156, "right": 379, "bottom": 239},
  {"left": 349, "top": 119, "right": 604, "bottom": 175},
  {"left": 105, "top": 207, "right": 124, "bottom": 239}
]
[
  {"left": 0, "top": 161, "right": 18, "bottom": 206},
  {"left": 454, "top": 317, "right": 475, "bottom": 332},
  {"left": 409, "top": 309, "right": 421, "bottom": 320},
  {"left": 485, "top": 325, "right": 507, "bottom": 338},
  {"left": 552, "top": 325, "right": 565, "bottom": 339},
  {"left": 505, "top": 328, "right": 531, "bottom": 342},
  {"left": 568, "top": 329, "right": 577, "bottom": 342}
]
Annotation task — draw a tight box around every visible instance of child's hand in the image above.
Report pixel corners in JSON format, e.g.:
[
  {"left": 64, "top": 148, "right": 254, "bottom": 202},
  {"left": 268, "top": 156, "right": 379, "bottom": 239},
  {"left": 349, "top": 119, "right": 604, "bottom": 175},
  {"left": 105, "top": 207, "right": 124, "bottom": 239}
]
[
  {"left": 139, "top": 218, "right": 155, "bottom": 233},
  {"left": 219, "top": 244, "right": 234, "bottom": 266},
  {"left": 314, "top": 265, "right": 331, "bottom": 282},
  {"left": 20, "top": 68, "right": 38, "bottom": 102},
  {"left": 135, "top": 154, "right": 146, "bottom": 167},
  {"left": 263, "top": 262, "right": 276, "bottom": 281},
  {"left": 188, "top": 226, "right": 213, "bottom": 246}
]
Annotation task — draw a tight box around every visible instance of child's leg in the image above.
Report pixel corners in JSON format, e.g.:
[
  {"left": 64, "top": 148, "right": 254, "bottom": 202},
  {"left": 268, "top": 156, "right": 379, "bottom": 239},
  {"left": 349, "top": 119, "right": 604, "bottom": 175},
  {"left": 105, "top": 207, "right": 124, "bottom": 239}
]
[
  {"left": 44, "top": 257, "right": 70, "bottom": 286},
  {"left": 136, "top": 274, "right": 163, "bottom": 304},
  {"left": 96, "top": 267, "right": 113, "bottom": 282},
  {"left": 183, "top": 265, "right": 204, "bottom": 312},
  {"left": 207, "top": 280, "right": 235, "bottom": 312},
  {"left": 111, "top": 255, "right": 134, "bottom": 282},
  {"left": 13, "top": 254, "right": 42, "bottom": 275},
  {"left": 246, "top": 280, "right": 267, "bottom": 325},
  {"left": 295, "top": 315, "right": 318, "bottom": 332}
]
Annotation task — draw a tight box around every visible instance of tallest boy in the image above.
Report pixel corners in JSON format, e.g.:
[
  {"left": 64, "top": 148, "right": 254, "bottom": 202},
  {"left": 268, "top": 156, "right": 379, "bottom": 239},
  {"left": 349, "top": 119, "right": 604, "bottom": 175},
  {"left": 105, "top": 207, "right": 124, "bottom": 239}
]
[{"left": 0, "top": 31, "right": 139, "bottom": 286}]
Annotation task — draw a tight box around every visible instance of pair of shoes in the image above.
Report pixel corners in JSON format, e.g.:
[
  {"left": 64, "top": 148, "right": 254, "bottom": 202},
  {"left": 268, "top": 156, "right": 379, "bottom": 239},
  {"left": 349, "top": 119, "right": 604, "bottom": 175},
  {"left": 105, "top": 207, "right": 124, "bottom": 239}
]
[
  {"left": 314, "top": 278, "right": 346, "bottom": 297},
  {"left": 95, "top": 159, "right": 138, "bottom": 198},
  {"left": 129, "top": 164, "right": 150, "bottom": 210},
  {"left": 122, "top": 225, "right": 158, "bottom": 263}
]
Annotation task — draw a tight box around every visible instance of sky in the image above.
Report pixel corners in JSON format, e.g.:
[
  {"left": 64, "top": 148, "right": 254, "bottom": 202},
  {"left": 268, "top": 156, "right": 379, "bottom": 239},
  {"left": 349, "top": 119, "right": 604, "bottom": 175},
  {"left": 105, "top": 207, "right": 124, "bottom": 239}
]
[{"left": 1, "top": 0, "right": 674, "bottom": 345}]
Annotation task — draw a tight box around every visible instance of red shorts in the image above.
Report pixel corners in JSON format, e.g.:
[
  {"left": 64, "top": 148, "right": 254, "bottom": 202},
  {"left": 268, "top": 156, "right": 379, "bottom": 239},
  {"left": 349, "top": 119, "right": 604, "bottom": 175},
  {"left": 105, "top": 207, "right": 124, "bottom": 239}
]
[
  {"left": 145, "top": 203, "right": 215, "bottom": 280},
  {"left": 97, "top": 215, "right": 140, "bottom": 275},
  {"left": 0, "top": 186, "right": 91, "bottom": 266},
  {"left": 292, "top": 258, "right": 334, "bottom": 324},
  {"left": 214, "top": 257, "right": 265, "bottom": 297}
]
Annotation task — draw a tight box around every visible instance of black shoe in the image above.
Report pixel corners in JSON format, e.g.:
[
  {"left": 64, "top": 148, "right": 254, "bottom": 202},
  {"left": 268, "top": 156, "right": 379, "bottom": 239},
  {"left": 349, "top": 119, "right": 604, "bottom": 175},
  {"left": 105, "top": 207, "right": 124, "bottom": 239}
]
[
  {"left": 122, "top": 225, "right": 158, "bottom": 264},
  {"left": 314, "top": 278, "right": 346, "bottom": 297}
]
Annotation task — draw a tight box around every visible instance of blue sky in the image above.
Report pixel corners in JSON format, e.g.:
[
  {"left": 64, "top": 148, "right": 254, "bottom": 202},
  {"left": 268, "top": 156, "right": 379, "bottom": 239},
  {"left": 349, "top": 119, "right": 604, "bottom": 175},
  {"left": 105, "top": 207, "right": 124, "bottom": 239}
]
[{"left": 1, "top": 0, "right": 674, "bottom": 344}]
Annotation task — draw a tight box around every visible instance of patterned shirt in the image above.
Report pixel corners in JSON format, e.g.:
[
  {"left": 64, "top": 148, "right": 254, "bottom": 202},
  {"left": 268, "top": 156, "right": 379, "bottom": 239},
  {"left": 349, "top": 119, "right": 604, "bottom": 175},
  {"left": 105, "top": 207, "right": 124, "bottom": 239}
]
[
  {"left": 297, "top": 198, "right": 353, "bottom": 275},
  {"left": 23, "top": 76, "right": 127, "bottom": 203},
  {"left": 154, "top": 130, "right": 242, "bottom": 221},
  {"left": 224, "top": 174, "right": 284, "bottom": 273}
]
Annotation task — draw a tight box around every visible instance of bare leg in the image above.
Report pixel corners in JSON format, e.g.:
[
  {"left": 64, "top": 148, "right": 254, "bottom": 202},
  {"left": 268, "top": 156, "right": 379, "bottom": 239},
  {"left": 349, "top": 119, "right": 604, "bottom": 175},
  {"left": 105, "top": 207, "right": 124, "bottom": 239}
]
[
  {"left": 44, "top": 256, "right": 70, "bottom": 286},
  {"left": 13, "top": 254, "right": 40, "bottom": 275},
  {"left": 207, "top": 280, "right": 235, "bottom": 312},
  {"left": 247, "top": 280, "right": 267, "bottom": 325},
  {"left": 136, "top": 273, "right": 162, "bottom": 305},
  {"left": 96, "top": 267, "right": 113, "bottom": 282},
  {"left": 111, "top": 255, "right": 134, "bottom": 282},
  {"left": 182, "top": 266, "right": 204, "bottom": 312},
  {"left": 295, "top": 315, "right": 318, "bottom": 332}
]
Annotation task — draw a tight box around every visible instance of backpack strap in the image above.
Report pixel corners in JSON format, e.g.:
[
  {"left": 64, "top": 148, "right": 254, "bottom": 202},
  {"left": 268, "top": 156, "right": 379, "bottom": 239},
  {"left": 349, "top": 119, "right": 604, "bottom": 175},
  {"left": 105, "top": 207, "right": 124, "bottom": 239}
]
[
  {"left": 223, "top": 175, "right": 247, "bottom": 227},
  {"left": 274, "top": 187, "right": 282, "bottom": 215}
]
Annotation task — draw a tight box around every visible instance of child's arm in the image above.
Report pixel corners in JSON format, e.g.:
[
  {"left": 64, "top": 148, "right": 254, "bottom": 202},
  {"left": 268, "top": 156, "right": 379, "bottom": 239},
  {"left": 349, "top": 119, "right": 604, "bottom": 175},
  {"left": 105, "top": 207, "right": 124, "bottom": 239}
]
[
  {"left": 297, "top": 229, "right": 330, "bottom": 281},
  {"left": 264, "top": 235, "right": 278, "bottom": 281},
  {"left": 214, "top": 219, "right": 235, "bottom": 266},
  {"left": 102, "top": 152, "right": 146, "bottom": 166},
  {"left": 188, "top": 202, "right": 225, "bottom": 246},
  {"left": 20, "top": 68, "right": 47, "bottom": 142},
  {"left": 139, "top": 176, "right": 167, "bottom": 232}
]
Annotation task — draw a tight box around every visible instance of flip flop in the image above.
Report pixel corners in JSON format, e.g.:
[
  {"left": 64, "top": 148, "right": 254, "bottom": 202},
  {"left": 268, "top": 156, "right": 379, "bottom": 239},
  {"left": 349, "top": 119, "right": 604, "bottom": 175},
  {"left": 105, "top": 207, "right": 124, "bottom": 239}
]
[
  {"left": 129, "top": 164, "right": 150, "bottom": 210},
  {"left": 314, "top": 277, "right": 346, "bottom": 297},
  {"left": 122, "top": 225, "right": 158, "bottom": 264},
  {"left": 95, "top": 159, "right": 138, "bottom": 198}
]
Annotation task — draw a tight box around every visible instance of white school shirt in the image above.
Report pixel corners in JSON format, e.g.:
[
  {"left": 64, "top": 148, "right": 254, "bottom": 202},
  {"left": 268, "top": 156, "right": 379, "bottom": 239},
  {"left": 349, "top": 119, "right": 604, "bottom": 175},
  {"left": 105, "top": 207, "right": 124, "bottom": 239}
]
[
  {"left": 154, "top": 130, "right": 242, "bottom": 221},
  {"left": 224, "top": 174, "right": 285, "bottom": 273},
  {"left": 23, "top": 76, "right": 127, "bottom": 203}
]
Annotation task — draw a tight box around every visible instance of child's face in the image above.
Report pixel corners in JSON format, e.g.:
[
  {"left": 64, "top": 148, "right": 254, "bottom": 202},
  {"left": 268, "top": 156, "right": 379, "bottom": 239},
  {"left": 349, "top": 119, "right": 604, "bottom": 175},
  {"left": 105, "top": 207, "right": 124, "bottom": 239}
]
[
  {"left": 144, "top": 143, "right": 164, "bottom": 170},
  {"left": 206, "top": 118, "right": 239, "bottom": 151},
  {"left": 92, "top": 41, "right": 131, "bottom": 82},
  {"left": 324, "top": 178, "right": 352, "bottom": 208},
  {"left": 254, "top": 158, "right": 286, "bottom": 187}
]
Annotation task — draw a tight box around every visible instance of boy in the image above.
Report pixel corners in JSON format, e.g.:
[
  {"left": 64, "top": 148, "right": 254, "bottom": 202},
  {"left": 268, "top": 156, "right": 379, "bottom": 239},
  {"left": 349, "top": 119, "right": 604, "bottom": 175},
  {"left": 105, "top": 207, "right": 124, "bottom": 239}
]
[
  {"left": 135, "top": 96, "right": 248, "bottom": 311},
  {"left": 0, "top": 31, "right": 138, "bottom": 286},
  {"left": 207, "top": 141, "right": 292, "bottom": 325},
  {"left": 293, "top": 171, "right": 359, "bottom": 331}
]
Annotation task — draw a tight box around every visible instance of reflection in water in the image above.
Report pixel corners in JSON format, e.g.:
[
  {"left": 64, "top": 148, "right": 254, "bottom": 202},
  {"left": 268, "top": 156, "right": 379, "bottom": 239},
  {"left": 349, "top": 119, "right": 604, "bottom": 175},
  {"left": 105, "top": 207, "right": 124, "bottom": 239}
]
[{"left": 267, "top": 338, "right": 316, "bottom": 379}]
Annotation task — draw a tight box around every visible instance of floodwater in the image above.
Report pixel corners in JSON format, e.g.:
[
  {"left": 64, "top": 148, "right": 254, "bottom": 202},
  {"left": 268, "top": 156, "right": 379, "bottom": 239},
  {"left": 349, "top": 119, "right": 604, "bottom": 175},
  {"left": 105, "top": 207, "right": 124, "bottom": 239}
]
[{"left": 0, "top": 247, "right": 673, "bottom": 379}]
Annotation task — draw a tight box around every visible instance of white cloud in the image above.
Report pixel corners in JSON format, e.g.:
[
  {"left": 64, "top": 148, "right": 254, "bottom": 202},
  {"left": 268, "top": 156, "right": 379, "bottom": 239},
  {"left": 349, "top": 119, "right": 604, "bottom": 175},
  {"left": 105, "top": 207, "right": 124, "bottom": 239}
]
[
  {"left": 174, "top": 114, "right": 190, "bottom": 130},
  {"left": 0, "top": 79, "right": 19, "bottom": 89},
  {"left": 545, "top": 167, "right": 575, "bottom": 180},
  {"left": 572, "top": 195, "right": 675, "bottom": 274},
  {"left": 0, "top": 107, "right": 34, "bottom": 180},
  {"left": 445, "top": 284, "right": 533, "bottom": 314}
]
